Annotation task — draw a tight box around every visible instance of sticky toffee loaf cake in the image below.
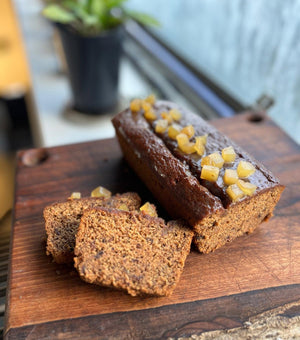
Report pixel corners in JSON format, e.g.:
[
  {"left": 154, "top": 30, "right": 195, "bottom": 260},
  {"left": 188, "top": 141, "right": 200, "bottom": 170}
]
[
  {"left": 44, "top": 192, "right": 141, "bottom": 263},
  {"left": 112, "top": 98, "right": 285, "bottom": 253},
  {"left": 74, "top": 207, "right": 194, "bottom": 296}
]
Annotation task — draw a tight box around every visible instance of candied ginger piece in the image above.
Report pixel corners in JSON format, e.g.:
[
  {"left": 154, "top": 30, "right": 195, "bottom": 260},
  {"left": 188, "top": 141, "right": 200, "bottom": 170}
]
[
  {"left": 176, "top": 133, "right": 189, "bottom": 146},
  {"left": 169, "top": 108, "right": 182, "bottom": 121},
  {"left": 168, "top": 124, "right": 182, "bottom": 140},
  {"left": 223, "top": 169, "right": 238, "bottom": 185},
  {"left": 194, "top": 136, "right": 207, "bottom": 156},
  {"left": 209, "top": 153, "right": 224, "bottom": 168},
  {"left": 176, "top": 133, "right": 195, "bottom": 154},
  {"left": 181, "top": 125, "right": 195, "bottom": 139},
  {"left": 144, "top": 109, "right": 157, "bottom": 121},
  {"left": 140, "top": 202, "right": 158, "bottom": 217},
  {"left": 142, "top": 101, "right": 152, "bottom": 112},
  {"left": 194, "top": 142, "right": 205, "bottom": 156},
  {"left": 237, "top": 161, "right": 256, "bottom": 178},
  {"left": 200, "top": 165, "right": 219, "bottom": 182},
  {"left": 180, "top": 142, "right": 196, "bottom": 154},
  {"left": 195, "top": 134, "right": 208, "bottom": 146},
  {"left": 144, "top": 94, "right": 156, "bottom": 105},
  {"left": 161, "top": 111, "right": 173, "bottom": 124},
  {"left": 222, "top": 146, "right": 236, "bottom": 162},
  {"left": 201, "top": 155, "right": 212, "bottom": 167},
  {"left": 226, "top": 184, "right": 245, "bottom": 202},
  {"left": 68, "top": 192, "right": 81, "bottom": 199},
  {"left": 118, "top": 203, "right": 129, "bottom": 211},
  {"left": 201, "top": 152, "right": 224, "bottom": 168},
  {"left": 130, "top": 99, "right": 142, "bottom": 112},
  {"left": 237, "top": 179, "right": 257, "bottom": 195},
  {"left": 155, "top": 119, "right": 168, "bottom": 133},
  {"left": 91, "top": 186, "right": 112, "bottom": 198}
]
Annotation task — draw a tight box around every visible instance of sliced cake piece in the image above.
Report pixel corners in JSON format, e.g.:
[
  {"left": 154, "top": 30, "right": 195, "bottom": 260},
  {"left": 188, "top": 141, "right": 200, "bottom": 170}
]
[
  {"left": 74, "top": 207, "right": 194, "bottom": 296},
  {"left": 44, "top": 192, "right": 141, "bottom": 263}
]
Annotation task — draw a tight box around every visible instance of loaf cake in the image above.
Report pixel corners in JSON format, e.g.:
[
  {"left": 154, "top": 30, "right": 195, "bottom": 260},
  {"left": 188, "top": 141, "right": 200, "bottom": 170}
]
[
  {"left": 74, "top": 207, "right": 194, "bottom": 296},
  {"left": 112, "top": 98, "right": 285, "bottom": 253},
  {"left": 44, "top": 192, "right": 141, "bottom": 263}
]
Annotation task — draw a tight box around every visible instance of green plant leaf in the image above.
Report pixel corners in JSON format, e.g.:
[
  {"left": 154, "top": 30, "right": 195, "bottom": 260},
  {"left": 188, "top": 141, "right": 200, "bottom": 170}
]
[
  {"left": 78, "top": 0, "right": 90, "bottom": 10},
  {"left": 43, "top": 0, "right": 159, "bottom": 34},
  {"left": 62, "top": 0, "right": 79, "bottom": 11},
  {"left": 76, "top": 9, "right": 99, "bottom": 27},
  {"left": 104, "top": 0, "right": 128, "bottom": 10},
  {"left": 43, "top": 4, "right": 76, "bottom": 23},
  {"left": 125, "top": 10, "right": 160, "bottom": 27},
  {"left": 89, "top": 0, "right": 106, "bottom": 16},
  {"left": 83, "top": 14, "right": 99, "bottom": 26}
]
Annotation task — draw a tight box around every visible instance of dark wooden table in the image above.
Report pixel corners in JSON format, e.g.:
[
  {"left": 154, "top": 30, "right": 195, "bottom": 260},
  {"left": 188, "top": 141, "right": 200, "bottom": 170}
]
[{"left": 4, "top": 113, "right": 300, "bottom": 339}]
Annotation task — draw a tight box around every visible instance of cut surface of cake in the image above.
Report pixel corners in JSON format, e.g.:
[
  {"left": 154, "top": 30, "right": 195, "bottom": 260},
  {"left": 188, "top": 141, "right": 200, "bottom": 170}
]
[
  {"left": 74, "top": 207, "right": 194, "bottom": 296},
  {"left": 112, "top": 99, "right": 284, "bottom": 253},
  {"left": 44, "top": 192, "right": 141, "bottom": 263}
]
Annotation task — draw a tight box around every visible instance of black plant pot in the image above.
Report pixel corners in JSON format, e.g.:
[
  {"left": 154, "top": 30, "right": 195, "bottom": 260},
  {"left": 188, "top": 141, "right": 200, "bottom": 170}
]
[{"left": 57, "top": 24, "right": 124, "bottom": 114}]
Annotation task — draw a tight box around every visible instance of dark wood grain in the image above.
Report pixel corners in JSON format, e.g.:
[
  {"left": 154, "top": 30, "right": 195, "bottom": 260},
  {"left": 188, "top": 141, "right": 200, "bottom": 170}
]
[
  {"left": 5, "top": 285, "right": 300, "bottom": 340},
  {"left": 4, "top": 112, "right": 300, "bottom": 339}
]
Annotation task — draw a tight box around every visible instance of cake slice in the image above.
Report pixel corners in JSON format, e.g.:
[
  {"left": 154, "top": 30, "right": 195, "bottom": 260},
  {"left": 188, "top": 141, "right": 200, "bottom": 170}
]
[
  {"left": 112, "top": 99, "right": 285, "bottom": 253},
  {"left": 44, "top": 192, "right": 141, "bottom": 263},
  {"left": 74, "top": 207, "right": 194, "bottom": 296}
]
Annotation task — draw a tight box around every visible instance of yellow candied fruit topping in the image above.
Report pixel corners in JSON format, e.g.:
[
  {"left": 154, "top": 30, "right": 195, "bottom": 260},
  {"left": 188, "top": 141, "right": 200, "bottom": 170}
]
[
  {"left": 222, "top": 146, "right": 236, "bottom": 163},
  {"left": 195, "top": 134, "right": 208, "bottom": 146},
  {"left": 168, "top": 123, "right": 182, "bottom": 140},
  {"left": 169, "top": 108, "right": 182, "bottom": 121},
  {"left": 180, "top": 142, "right": 196, "bottom": 154},
  {"left": 194, "top": 141, "right": 205, "bottom": 156},
  {"left": 201, "top": 155, "right": 211, "bottom": 166},
  {"left": 226, "top": 184, "right": 245, "bottom": 202},
  {"left": 142, "top": 101, "right": 152, "bottom": 112},
  {"left": 201, "top": 152, "right": 224, "bottom": 168},
  {"left": 194, "top": 135, "right": 207, "bottom": 156},
  {"left": 237, "top": 160, "right": 256, "bottom": 178},
  {"left": 176, "top": 133, "right": 196, "bottom": 154},
  {"left": 144, "top": 109, "right": 157, "bottom": 121},
  {"left": 210, "top": 152, "right": 225, "bottom": 168},
  {"left": 130, "top": 98, "right": 142, "bottom": 112},
  {"left": 223, "top": 169, "right": 238, "bottom": 185},
  {"left": 155, "top": 119, "right": 169, "bottom": 133},
  {"left": 118, "top": 203, "right": 129, "bottom": 211},
  {"left": 161, "top": 111, "right": 173, "bottom": 124},
  {"left": 140, "top": 202, "right": 158, "bottom": 217},
  {"left": 144, "top": 94, "right": 156, "bottom": 105},
  {"left": 176, "top": 132, "right": 189, "bottom": 146},
  {"left": 181, "top": 124, "right": 195, "bottom": 139},
  {"left": 69, "top": 192, "right": 81, "bottom": 199},
  {"left": 201, "top": 165, "right": 220, "bottom": 182},
  {"left": 91, "top": 186, "right": 112, "bottom": 198},
  {"left": 237, "top": 179, "right": 257, "bottom": 196}
]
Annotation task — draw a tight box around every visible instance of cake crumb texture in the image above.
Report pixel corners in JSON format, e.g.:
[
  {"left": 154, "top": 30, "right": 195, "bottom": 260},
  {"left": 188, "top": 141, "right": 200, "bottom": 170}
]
[
  {"left": 74, "top": 207, "right": 194, "bottom": 296},
  {"left": 44, "top": 192, "right": 141, "bottom": 263}
]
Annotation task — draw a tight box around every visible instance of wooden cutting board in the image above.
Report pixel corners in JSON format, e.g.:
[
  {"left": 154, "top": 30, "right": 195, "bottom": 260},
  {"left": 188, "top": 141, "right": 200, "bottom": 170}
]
[{"left": 4, "top": 112, "right": 300, "bottom": 339}]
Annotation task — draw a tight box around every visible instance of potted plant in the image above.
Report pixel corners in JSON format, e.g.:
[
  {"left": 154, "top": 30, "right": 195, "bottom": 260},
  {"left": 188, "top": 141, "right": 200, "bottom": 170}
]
[{"left": 43, "top": 0, "right": 158, "bottom": 114}]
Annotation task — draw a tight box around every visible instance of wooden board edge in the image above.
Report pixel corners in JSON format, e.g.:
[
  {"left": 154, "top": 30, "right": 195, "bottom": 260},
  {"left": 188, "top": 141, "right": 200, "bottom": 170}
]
[
  {"left": 4, "top": 284, "right": 300, "bottom": 340},
  {"left": 3, "top": 179, "right": 19, "bottom": 340}
]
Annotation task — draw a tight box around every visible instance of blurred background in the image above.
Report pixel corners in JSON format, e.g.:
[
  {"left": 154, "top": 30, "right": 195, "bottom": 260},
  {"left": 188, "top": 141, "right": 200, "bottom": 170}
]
[{"left": 1, "top": 0, "right": 300, "bottom": 336}]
